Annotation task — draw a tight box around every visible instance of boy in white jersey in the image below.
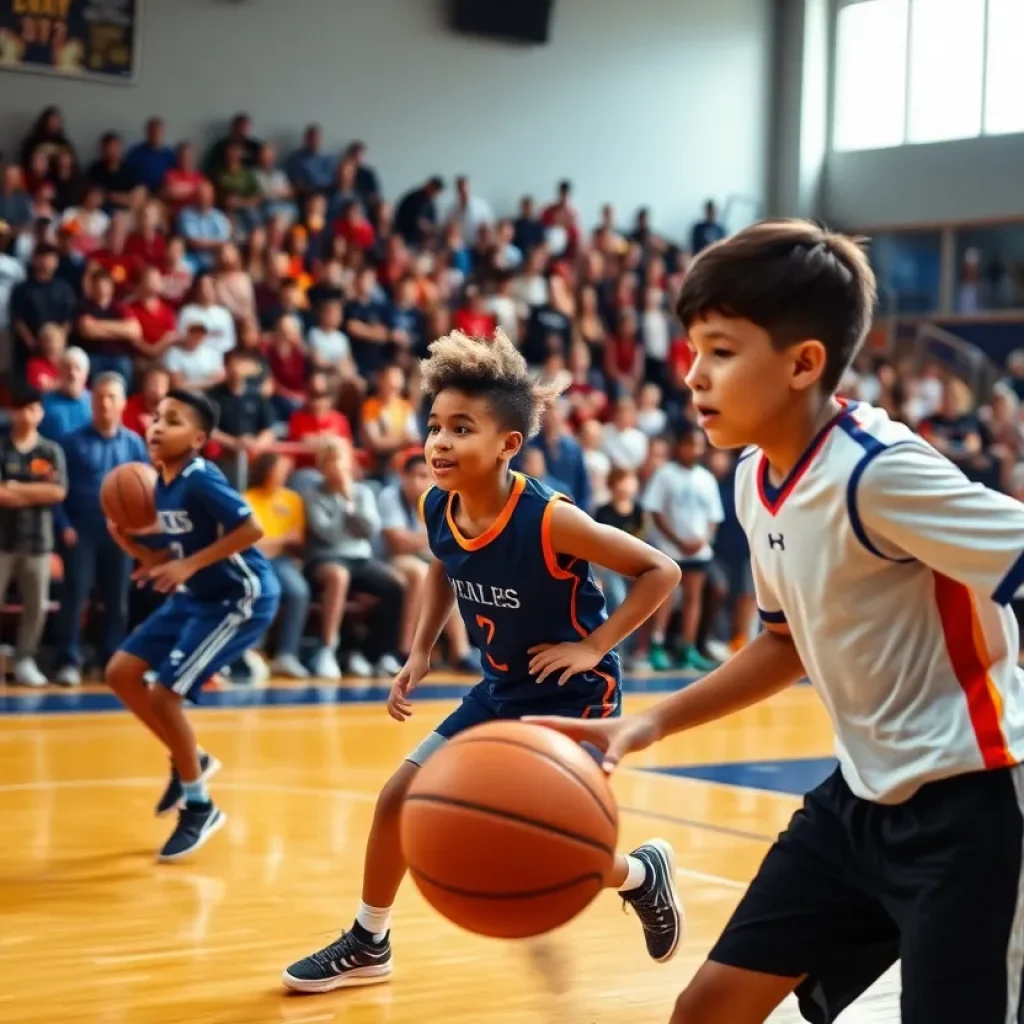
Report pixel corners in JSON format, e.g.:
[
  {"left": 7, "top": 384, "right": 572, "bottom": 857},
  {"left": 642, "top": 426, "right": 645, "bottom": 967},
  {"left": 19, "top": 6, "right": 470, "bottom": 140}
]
[{"left": 531, "top": 220, "right": 1024, "bottom": 1024}]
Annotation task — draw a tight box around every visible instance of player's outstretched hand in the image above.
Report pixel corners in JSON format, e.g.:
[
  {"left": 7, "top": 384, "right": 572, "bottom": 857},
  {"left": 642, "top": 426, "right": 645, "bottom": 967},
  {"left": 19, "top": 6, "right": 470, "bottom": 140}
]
[
  {"left": 521, "top": 713, "right": 659, "bottom": 774},
  {"left": 528, "top": 639, "right": 603, "bottom": 686},
  {"left": 387, "top": 651, "right": 429, "bottom": 722}
]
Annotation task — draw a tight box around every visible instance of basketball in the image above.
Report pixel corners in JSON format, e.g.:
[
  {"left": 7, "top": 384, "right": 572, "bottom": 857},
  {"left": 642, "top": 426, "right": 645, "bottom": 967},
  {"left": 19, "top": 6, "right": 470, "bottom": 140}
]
[
  {"left": 400, "top": 720, "right": 619, "bottom": 939},
  {"left": 100, "top": 462, "right": 158, "bottom": 531}
]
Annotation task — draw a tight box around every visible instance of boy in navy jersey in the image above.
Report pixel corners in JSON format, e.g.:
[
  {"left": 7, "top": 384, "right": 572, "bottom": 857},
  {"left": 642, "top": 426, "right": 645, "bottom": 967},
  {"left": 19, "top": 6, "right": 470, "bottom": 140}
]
[
  {"left": 283, "top": 329, "right": 683, "bottom": 993},
  {"left": 531, "top": 221, "right": 1024, "bottom": 1024},
  {"left": 106, "top": 389, "right": 280, "bottom": 862}
]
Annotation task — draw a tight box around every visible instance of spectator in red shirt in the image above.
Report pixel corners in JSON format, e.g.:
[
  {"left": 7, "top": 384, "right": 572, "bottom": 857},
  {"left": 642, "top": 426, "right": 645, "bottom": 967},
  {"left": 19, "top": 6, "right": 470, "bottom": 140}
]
[
  {"left": 159, "top": 235, "right": 193, "bottom": 309},
  {"left": 333, "top": 200, "right": 375, "bottom": 252},
  {"left": 162, "top": 141, "right": 205, "bottom": 212},
  {"left": 128, "top": 266, "right": 178, "bottom": 357},
  {"left": 452, "top": 286, "right": 497, "bottom": 338},
  {"left": 26, "top": 323, "right": 66, "bottom": 393},
  {"left": 287, "top": 370, "right": 353, "bottom": 467},
  {"left": 124, "top": 200, "right": 166, "bottom": 268},
  {"left": 122, "top": 363, "right": 170, "bottom": 437},
  {"left": 267, "top": 314, "right": 309, "bottom": 416},
  {"left": 88, "top": 215, "right": 142, "bottom": 297}
]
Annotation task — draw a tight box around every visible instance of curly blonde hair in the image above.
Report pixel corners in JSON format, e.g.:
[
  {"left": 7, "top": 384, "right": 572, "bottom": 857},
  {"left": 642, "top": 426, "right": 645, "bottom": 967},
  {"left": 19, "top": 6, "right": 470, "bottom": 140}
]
[{"left": 420, "top": 328, "right": 566, "bottom": 438}]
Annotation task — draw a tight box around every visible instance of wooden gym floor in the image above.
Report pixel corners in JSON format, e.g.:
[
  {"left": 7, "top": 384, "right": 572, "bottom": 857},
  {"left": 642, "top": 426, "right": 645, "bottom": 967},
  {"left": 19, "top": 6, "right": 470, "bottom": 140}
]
[{"left": 0, "top": 674, "right": 900, "bottom": 1023}]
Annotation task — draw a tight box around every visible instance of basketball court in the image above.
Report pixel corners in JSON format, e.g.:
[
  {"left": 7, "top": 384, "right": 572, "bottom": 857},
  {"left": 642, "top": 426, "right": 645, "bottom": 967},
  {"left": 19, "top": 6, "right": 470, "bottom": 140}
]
[{"left": 0, "top": 674, "right": 900, "bottom": 1022}]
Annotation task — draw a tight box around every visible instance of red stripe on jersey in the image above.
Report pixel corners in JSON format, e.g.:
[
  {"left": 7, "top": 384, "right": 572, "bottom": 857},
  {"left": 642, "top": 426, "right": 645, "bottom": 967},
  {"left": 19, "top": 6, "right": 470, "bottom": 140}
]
[
  {"left": 757, "top": 402, "right": 852, "bottom": 515},
  {"left": 932, "top": 571, "right": 1015, "bottom": 769}
]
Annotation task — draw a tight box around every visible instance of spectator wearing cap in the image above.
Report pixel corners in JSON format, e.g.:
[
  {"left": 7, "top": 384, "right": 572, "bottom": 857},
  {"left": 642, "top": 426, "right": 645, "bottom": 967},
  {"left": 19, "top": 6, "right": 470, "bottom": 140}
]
[
  {"left": 40, "top": 347, "right": 91, "bottom": 441},
  {"left": 51, "top": 371, "right": 147, "bottom": 686},
  {"left": 394, "top": 176, "right": 445, "bottom": 248},
  {"left": 377, "top": 451, "right": 476, "bottom": 670},
  {"left": 9, "top": 243, "right": 77, "bottom": 377},
  {"left": 123, "top": 117, "right": 177, "bottom": 194},
  {"left": 178, "top": 181, "right": 232, "bottom": 273},
  {"left": 0, "top": 164, "right": 33, "bottom": 232},
  {"left": 286, "top": 125, "right": 337, "bottom": 201},
  {"left": 0, "top": 384, "right": 67, "bottom": 685}
]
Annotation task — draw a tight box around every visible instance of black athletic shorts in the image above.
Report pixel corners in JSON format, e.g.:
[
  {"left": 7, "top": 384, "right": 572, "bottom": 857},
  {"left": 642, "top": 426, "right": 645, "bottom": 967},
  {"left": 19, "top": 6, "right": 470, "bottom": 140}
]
[{"left": 710, "top": 764, "right": 1024, "bottom": 1024}]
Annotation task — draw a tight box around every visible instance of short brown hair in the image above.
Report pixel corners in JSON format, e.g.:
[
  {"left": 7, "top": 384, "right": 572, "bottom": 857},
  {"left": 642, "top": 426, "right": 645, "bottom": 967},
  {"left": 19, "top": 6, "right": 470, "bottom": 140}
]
[{"left": 676, "top": 219, "right": 876, "bottom": 394}]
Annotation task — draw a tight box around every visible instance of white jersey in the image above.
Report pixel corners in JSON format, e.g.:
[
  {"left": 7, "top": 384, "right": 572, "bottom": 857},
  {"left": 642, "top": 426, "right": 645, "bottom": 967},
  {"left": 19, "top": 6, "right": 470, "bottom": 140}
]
[{"left": 735, "top": 400, "right": 1024, "bottom": 803}]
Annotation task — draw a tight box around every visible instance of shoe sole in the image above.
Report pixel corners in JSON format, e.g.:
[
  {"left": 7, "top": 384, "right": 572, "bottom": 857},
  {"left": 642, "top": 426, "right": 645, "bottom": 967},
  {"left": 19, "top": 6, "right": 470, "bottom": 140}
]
[
  {"left": 642, "top": 837, "right": 686, "bottom": 963},
  {"left": 157, "top": 808, "right": 227, "bottom": 863},
  {"left": 281, "top": 963, "right": 393, "bottom": 993},
  {"left": 156, "top": 755, "right": 223, "bottom": 818}
]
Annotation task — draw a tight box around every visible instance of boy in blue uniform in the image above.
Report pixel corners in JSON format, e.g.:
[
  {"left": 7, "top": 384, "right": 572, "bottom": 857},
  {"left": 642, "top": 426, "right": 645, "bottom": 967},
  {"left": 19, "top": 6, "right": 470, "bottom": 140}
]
[
  {"left": 106, "top": 389, "right": 280, "bottom": 862},
  {"left": 283, "top": 329, "right": 683, "bottom": 993}
]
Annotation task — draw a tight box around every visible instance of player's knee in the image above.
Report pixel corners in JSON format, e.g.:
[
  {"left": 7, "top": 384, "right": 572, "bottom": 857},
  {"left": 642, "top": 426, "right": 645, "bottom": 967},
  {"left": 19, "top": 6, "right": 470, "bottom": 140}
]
[
  {"left": 375, "top": 763, "right": 417, "bottom": 823},
  {"left": 669, "top": 989, "right": 716, "bottom": 1024},
  {"left": 105, "top": 652, "right": 143, "bottom": 692}
]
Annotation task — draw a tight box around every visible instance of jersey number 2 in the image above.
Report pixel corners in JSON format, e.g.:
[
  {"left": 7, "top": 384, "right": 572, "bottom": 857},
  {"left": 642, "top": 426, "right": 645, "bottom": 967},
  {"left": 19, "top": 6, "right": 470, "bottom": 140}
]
[{"left": 475, "top": 615, "right": 508, "bottom": 672}]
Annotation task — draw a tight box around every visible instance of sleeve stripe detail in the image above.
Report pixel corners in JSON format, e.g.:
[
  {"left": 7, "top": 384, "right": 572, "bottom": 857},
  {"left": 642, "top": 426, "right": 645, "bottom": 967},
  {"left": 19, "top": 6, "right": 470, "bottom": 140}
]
[
  {"left": 758, "top": 607, "right": 787, "bottom": 624},
  {"left": 992, "top": 549, "right": 1024, "bottom": 606},
  {"left": 839, "top": 422, "right": 917, "bottom": 564}
]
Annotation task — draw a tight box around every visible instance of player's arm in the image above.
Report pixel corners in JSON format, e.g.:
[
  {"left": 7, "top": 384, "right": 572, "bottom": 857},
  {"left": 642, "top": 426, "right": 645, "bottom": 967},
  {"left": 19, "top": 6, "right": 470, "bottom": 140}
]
[
  {"left": 107, "top": 521, "right": 171, "bottom": 569},
  {"left": 388, "top": 559, "right": 454, "bottom": 721},
  {"left": 528, "top": 501, "right": 680, "bottom": 683},
  {"left": 527, "top": 625, "right": 805, "bottom": 768},
  {"left": 856, "top": 441, "right": 1024, "bottom": 603},
  {"left": 139, "top": 472, "right": 264, "bottom": 592},
  {"left": 409, "top": 558, "right": 456, "bottom": 659}
]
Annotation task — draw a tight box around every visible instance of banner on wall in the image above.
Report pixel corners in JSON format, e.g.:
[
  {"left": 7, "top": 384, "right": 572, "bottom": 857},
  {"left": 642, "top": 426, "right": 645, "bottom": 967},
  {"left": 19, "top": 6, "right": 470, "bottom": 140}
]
[{"left": 0, "top": 0, "right": 140, "bottom": 84}]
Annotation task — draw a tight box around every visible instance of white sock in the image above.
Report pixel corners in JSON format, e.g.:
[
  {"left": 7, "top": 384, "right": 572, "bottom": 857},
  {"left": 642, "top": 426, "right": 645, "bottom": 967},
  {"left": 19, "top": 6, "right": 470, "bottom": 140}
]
[
  {"left": 618, "top": 855, "right": 648, "bottom": 893},
  {"left": 651, "top": 631, "right": 665, "bottom": 645},
  {"left": 356, "top": 901, "right": 392, "bottom": 942}
]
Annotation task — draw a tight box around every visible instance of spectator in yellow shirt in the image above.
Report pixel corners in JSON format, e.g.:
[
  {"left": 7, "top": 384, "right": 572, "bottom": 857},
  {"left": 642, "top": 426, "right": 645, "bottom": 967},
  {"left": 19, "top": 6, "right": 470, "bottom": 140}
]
[{"left": 245, "top": 452, "right": 309, "bottom": 679}]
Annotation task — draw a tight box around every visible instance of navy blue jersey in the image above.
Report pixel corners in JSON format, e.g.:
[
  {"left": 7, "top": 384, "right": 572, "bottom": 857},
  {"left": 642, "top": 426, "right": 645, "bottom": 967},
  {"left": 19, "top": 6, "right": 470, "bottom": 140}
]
[
  {"left": 149, "top": 456, "right": 279, "bottom": 606},
  {"left": 422, "top": 472, "right": 620, "bottom": 712}
]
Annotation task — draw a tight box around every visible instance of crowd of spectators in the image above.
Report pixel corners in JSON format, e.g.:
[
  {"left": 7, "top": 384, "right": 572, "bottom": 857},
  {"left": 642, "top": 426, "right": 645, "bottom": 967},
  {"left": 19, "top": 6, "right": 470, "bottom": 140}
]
[{"left": 0, "top": 103, "right": 1020, "bottom": 687}]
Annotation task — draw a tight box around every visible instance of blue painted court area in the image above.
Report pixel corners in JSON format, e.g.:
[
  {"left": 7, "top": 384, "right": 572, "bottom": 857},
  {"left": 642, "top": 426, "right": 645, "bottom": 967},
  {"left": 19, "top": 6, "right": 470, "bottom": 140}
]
[{"left": 647, "top": 756, "right": 838, "bottom": 796}]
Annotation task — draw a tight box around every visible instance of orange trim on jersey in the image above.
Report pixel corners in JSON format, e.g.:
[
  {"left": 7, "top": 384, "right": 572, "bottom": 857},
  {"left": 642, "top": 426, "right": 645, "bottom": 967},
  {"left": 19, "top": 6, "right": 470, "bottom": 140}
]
[
  {"left": 583, "top": 670, "right": 619, "bottom": 718},
  {"left": 932, "top": 571, "right": 1014, "bottom": 769},
  {"left": 541, "top": 494, "right": 575, "bottom": 580},
  {"left": 445, "top": 473, "right": 526, "bottom": 551},
  {"left": 417, "top": 487, "right": 432, "bottom": 525}
]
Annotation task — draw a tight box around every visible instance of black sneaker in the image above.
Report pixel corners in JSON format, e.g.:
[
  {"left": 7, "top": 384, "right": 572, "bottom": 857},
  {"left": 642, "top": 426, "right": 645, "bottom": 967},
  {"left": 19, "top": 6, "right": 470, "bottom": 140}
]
[
  {"left": 157, "top": 802, "right": 226, "bottom": 862},
  {"left": 282, "top": 930, "right": 393, "bottom": 993},
  {"left": 155, "top": 752, "right": 221, "bottom": 816},
  {"left": 620, "top": 838, "right": 685, "bottom": 962}
]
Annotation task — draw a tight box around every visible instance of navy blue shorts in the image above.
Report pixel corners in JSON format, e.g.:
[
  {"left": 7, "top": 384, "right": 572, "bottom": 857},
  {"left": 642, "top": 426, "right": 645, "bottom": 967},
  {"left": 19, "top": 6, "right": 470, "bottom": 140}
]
[
  {"left": 406, "top": 681, "right": 621, "bottom": 767},
  {"left": 120, "top": 591, "right": 278, "bottom": 702}
]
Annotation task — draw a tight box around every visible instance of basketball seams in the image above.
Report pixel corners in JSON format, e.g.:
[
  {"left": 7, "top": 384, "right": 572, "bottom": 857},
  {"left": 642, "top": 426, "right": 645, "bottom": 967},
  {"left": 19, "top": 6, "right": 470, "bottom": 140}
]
[
  {"left": 404, "top": 793, "right": 615, "bottom": 855},
  {"left": 409, "top": 867, "right": 605, "bottom": 901},
  {"left": 449, "top": 735, "right": 617, "bottom": 829}
]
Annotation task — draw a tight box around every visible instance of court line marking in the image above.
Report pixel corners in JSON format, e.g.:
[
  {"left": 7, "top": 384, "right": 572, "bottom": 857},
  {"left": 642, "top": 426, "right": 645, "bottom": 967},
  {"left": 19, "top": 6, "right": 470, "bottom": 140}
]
[
  {"left": 0, "top": 777, "right": 754, "bottom": 890},
  {"left": 620, "top": 764, "right": 814, "bottom": 805}
]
